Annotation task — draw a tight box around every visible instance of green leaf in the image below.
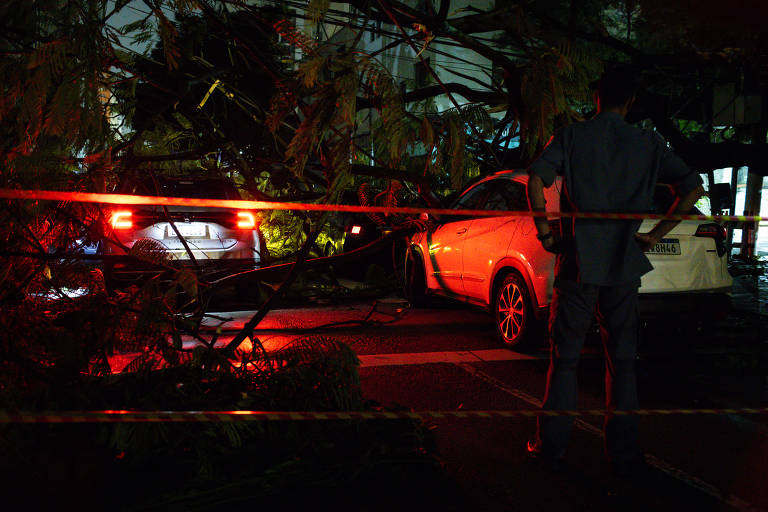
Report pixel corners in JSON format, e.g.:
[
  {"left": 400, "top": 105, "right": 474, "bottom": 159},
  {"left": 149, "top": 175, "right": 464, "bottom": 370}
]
[
  {"left": 299, "top": 56, "right": 326, "bottom": 88},
  {"left": 175, "top": 268, "right": 198, "bottom": 298},
  {"left": 172, "top": 112, "right": 193, "bottom": 130},
  {"left": 307, "top": 0, "right": 331, "bottom": 24}
]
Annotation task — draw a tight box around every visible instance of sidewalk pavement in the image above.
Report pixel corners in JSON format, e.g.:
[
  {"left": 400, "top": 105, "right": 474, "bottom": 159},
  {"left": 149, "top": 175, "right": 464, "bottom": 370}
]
[{"left": 731, "top": 271, "right": 768, "bottom": 317}]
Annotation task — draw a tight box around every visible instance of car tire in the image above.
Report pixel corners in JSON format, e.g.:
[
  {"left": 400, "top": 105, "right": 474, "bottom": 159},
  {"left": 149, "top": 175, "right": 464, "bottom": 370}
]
[
  {"left": 101, "top": 263, "right": 118, "bottom": 296},
  {"left": 404, "top": 248, "right": 427, "bottom": 307},
  {"left": 494, "top": 272, "right": 533, "bottom": 349}
]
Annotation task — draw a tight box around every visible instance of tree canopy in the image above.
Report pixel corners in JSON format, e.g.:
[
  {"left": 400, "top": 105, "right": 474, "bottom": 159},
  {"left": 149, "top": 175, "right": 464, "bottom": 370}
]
[
  {"left": 2, "top": 0, "right": 766, "bottom": 202},
  {"left": 1, "top": 0, "right": 766, "bottom": 309},
  {"left": 1, "top": 0, "right": 766, "bottom": 408}
]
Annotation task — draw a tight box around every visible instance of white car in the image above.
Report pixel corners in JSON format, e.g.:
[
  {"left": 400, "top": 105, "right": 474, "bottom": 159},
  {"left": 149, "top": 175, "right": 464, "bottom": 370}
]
[{"left": 404, "top": 170, "right": 732, "bottom": 348}]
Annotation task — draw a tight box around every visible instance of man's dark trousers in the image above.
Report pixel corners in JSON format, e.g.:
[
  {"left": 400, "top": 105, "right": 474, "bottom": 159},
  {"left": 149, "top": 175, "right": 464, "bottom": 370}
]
[{"left": 535, "top": 276, "right": 642, "bottom": 466}]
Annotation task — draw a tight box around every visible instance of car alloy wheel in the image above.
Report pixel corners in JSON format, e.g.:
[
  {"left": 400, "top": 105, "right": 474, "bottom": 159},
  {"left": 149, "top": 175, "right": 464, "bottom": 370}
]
[{"left": 495, "top": 273, "right": 530, "bottom": 347}]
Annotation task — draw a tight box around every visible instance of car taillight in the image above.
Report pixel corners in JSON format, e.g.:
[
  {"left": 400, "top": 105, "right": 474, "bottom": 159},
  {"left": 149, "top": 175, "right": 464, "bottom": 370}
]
[
  {"left": 695, "top": 223, "right": 726, "bottom": 239},
  {"left": 111, "top": 210, "right": 133, "bottom": 229},
  {"left": 695, "top": 223, "right": 727, "bottom": 256},
  {"left": 236, "top": 211, "right": 256, "bottom": 229}
]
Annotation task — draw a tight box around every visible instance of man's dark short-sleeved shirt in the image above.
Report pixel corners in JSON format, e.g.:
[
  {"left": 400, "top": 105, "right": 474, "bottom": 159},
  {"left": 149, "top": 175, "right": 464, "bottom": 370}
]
[{"left": 529, "top": 112, "right": 703, "bottom": 286}]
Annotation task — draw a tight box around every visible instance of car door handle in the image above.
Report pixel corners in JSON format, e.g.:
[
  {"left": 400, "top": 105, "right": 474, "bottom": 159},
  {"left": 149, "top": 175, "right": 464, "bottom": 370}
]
[{"left": 456, "top": 228, "right": 467, "bottom": 234}]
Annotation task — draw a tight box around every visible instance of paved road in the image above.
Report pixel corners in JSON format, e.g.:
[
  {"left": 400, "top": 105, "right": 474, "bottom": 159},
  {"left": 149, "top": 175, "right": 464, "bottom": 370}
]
[{"left": 116, "top": 295, "right": 768, "bottom": 512}]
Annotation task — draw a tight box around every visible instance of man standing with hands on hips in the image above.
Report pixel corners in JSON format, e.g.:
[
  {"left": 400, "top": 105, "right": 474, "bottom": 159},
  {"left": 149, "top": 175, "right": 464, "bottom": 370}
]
[{"left": 525, "top": 66, "right": 704, "bottom": 476}]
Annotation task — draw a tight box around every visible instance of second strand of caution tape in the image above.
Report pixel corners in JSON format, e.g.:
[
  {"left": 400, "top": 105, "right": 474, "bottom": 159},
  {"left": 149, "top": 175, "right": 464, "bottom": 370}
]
[{"left": 1, "top": 407, "right": 767, "bottom": 423}]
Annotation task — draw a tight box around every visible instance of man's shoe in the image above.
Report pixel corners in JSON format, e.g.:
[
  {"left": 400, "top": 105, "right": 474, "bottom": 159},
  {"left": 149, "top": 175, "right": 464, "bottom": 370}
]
[{"left": 527, "top": 440, "right": 567, "bottom": 474}]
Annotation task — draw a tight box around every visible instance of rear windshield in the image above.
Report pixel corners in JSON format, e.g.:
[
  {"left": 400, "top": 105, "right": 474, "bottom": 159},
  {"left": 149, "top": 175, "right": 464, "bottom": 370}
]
[{"left": 119, "top": 178, "right": 242, "bottom": 200}]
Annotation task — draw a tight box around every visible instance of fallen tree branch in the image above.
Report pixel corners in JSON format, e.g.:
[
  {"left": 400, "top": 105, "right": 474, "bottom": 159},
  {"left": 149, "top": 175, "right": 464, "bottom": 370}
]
[
  {"left": 215, "top": 222, "right": 421, "bottom": 357},
  {"left": 212, "top": 224, "right": 417, "bottom": 288},
  {"left": 356, "top": 82, "right": 504, "bottom": 110},
  {"left": 218, "top": 220, "right": 322, "bottom": 358}
]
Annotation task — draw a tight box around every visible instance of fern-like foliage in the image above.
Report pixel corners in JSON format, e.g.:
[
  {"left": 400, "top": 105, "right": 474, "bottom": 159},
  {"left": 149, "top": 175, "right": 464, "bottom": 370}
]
[
  {"left": 438, "top": 104, "right": 492, "bottom": 188},
  {"left": 519, "top": 40, "right": 602, "bottom": 154},
  {"left": 266, "top": 38, "right": 408, "bottom": 201},
  {"left": 129, "top": 238, "right": 172, "bottom": 266},
  {"left": 273, "top": 18, "right": 318, "bottom": 55},
  {"left": 307, "top": 0, "right": 331, "bottom": 25},
  {"left": 0, "top": 0, "right": 202, "bottom": 188},
  {"left": 266, "top": 11, "right": 496, "bottom": 197}
]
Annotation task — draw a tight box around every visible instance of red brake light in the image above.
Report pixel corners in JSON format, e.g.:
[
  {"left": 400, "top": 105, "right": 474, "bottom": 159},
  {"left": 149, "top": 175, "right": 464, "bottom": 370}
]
[
  {"left": 111, "top": 210, "right": 133, "bottom": 229},
  {"left": 695, "top": 223, "right": 726, "bottom": 239},
  {"left": 350, "top": 225, "right": 362, "bottom": 235},
  {"left": 236, "top": 211, "right": 256, "bottom": 229},
  {"left": 695, "top": 223, "right": 727, "bottom": 256}
]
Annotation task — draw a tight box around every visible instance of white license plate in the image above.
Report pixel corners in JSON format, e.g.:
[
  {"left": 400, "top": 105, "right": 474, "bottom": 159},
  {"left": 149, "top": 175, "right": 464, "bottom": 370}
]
[
  {"left": 648, "top": 238, "right": 680, "bottom": 255},
  {"left": 168, "top": 223, "right": 207, "bottom": 238}
]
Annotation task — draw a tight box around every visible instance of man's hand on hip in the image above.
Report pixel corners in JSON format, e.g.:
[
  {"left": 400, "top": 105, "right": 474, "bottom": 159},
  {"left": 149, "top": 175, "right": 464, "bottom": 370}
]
[
  {"left": 634, "top": 232, "right": 660, "bottom": 252},
  {"left": 637, "top": 185, "right": 705, "bottom": 252},
  {"left": 539, "top": 233, "right": 562, "bottom": 254}
]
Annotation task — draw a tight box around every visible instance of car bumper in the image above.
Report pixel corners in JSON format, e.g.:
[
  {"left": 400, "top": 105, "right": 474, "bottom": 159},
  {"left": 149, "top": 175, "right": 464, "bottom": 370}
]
[
  {"left": 638, "top": 288, "right": 732, "bottom": 316},
  {"left": 105, "top": 257, "right": 259, "bottom": 285}
]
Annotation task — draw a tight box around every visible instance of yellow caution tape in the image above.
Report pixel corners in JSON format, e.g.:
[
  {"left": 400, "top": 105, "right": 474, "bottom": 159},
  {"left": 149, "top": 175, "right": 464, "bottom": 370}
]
[{"left": 1, "top": 407, "right": 766, "bottom": 423}]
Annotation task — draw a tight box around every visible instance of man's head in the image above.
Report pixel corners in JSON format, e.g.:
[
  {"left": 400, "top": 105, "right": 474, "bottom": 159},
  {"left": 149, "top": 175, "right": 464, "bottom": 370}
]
[{"left": 596, "top": 66, "right": 639, "bottom": 115}]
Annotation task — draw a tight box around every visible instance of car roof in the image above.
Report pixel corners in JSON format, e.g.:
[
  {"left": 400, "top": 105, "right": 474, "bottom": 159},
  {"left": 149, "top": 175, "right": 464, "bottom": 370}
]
[
  {"left": 491, "top": 169, "right": 527, "bottom": 179},
  {"left": 466, "top": 169, "right": 527, "bottom": 189},
  {"left": 115, "top": 174, "right": 242, "bottom": 200}
]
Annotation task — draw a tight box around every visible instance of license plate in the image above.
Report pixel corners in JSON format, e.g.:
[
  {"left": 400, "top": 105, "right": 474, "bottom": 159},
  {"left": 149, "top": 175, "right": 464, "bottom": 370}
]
[
  {"left": 168, "top": 223, "right": 207, "bottom": 238},
  {"left": 648, "top": 238, "right": 680, "bottom": 255}
]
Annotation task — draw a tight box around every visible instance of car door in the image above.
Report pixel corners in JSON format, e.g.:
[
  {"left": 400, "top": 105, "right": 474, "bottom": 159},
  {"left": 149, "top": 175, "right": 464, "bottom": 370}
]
[
  {"left": 462, "top": 179, "right": 528, "bottom": 302},
  {"left": 425, "top": 181, "right": 491, "bottom": 296}
]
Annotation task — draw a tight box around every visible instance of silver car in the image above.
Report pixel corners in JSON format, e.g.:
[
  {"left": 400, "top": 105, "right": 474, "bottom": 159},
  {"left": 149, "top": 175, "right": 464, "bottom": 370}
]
[{"left": 102, "top": 176, "right": 265, "bottom": 289}]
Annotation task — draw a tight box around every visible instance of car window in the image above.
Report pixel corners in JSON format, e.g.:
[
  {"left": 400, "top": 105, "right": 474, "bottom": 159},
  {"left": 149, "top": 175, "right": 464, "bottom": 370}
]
[
  {"left": 452, "top": 181, "right": 492, "bottom": 210},
  {"left": 120, "top": 177, "right": 242, "bottom": 200},
  {"left": 483, "top": 180, "right": 528, "bottom": 211},
  {"left": 159, "top": 180, "right": 241, "bottom": 200}
]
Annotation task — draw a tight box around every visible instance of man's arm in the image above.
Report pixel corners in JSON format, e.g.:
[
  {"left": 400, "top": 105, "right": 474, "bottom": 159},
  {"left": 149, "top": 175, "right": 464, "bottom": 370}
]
[
  {"left": 527, "top": 132, "right": 565, "bottom": 253},
  {"left": 635, "top": 184, "right": 705, "bottom": 251},
  {"left": 637, "top": 135, "right": 705, "bottom": 251},
  {"left": 527, "top": 173, "right": 557, "bottom": 252}
]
